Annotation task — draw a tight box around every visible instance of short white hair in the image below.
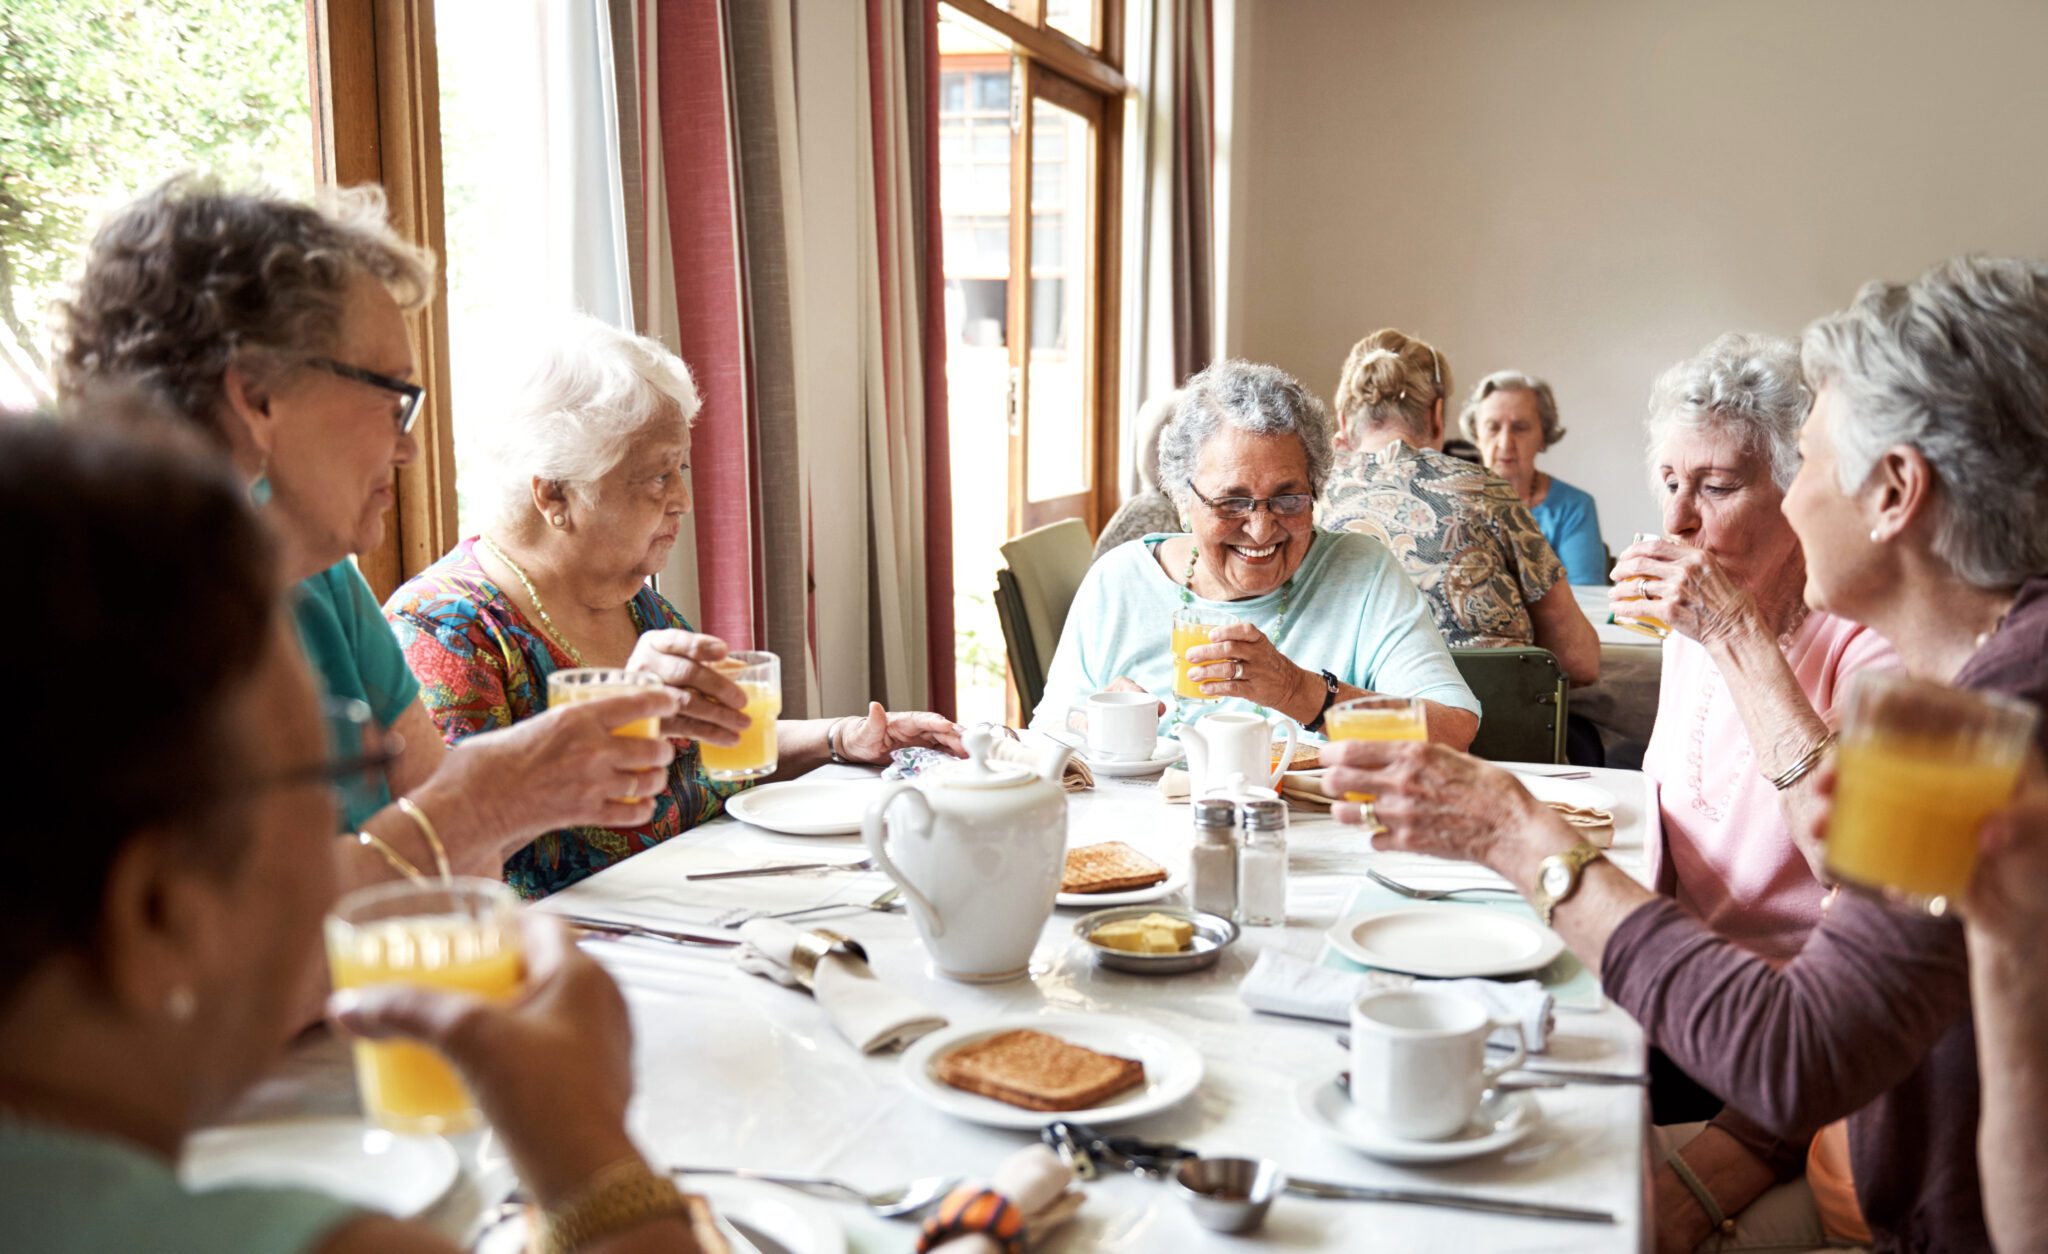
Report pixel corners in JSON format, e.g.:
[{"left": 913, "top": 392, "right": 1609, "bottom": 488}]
[
  {"left": 478, "top": 314, "right": 701, "bottom": 529},
  {"left": 1803, "top": 255, "right": 2048, "bottom": 590},
  {"left": 1645, "top": 332, "right": 1809, "bottom": 492},
  {"left": 1159, "top": 360, "right": 1334, "bottom": 506}
]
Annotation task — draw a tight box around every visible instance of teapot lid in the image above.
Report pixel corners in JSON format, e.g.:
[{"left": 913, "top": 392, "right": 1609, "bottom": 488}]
[{"left": 931, "top": 725, "right": 1037, "bottom": 790}]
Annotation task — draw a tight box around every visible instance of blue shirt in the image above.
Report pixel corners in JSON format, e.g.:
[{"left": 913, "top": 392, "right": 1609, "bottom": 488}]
[
  {"left": 1031, "top": 531, "right": 1479, "bottom": 734},
  {"left": 1530, "top": 477, "right": 1606, "bottom": 585},
  {"left": 294, "top": 560, "right": 421, "bottom": 829}
]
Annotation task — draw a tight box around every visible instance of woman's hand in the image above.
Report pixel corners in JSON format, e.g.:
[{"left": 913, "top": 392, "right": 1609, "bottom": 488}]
[
  {"left": 328, "top": 917, "right": 639, "bottom": 1208},
  {"left": 837, "top": 701, "right": 967, "bottom": 764},
  {"left": 1610, "top": 538, "right": 1762, "bottom": 647},
  {"left": 1184, "top": 622, "right": 1317, "bottom": 718},
  {"left": 1106, "top": 676, "right": 1168, "bottom": 719},
  {"left": 626, "top": 629, "right": 751, "bottom": 746},
  {"left": 1321, "top": 739, "right": 1561, "bottom": 869}
]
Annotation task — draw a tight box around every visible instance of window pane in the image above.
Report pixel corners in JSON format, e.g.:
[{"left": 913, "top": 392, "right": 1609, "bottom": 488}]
[
  {"left": 940, "top": 72, "right": 966, "bottom": 113},
  {"left": 1024, "top": 98, "right": 1095, "bottom": 505},
  {"left": 0, "top": 1, "right": 312, "bottom": 410},
  {"left": 974, "top": 72, "right": 1011, "bottom": 113},
  {"left": 1045, "top": 0, "right": 1098, "bottom": 48}
]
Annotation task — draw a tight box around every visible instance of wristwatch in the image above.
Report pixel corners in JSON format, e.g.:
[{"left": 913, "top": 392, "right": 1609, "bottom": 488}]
[
  {"left": 1303, "top": 669, "right": 1341, "bottom": 733},
  {"left": 1532, "top": 840, "right": 1605, "bottom": 927}
]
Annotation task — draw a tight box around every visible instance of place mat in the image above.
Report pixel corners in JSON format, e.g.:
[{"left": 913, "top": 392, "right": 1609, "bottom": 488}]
[{"left": 1319, "top": 880, "right": 1605, "bottom": 1012}]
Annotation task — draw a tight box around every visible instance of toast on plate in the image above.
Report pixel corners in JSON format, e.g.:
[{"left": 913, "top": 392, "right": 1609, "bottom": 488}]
[
  {"left": 934, "top": 1028, "right": 1146, "bottom": 1111},
  {"left": 1061, "top": 842, "right": 1169, "bottom": 894}
]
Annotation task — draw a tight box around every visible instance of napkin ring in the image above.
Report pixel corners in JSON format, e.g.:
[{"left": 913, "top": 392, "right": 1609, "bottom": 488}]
[
  {"left": 789, "top": 928, "right": 868, "bottom": 989},
  {"left": 916, "top": 1185, "right": 1026, "bottom": 1254}
]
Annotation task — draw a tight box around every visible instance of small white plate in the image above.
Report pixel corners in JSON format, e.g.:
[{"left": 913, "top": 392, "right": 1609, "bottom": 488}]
[
  {"left": 1296, "top": 1075, "right": 1543, "bottom": 1164},
  {"left": 725, "top": 780, "right": 879, "bottom": 836},
  {"left": 1512, "top": 772, "right": 1619, "bottom": 813},
  {"left": 1056, "top": 871, "right": 1188, "bottom": 909},
  {"left": 901, "top": 1013, "right": 1204, "bottom": 1130},
  {"left": 180, "top": 1119, "right": 458, "bottom": 1218},
  {"left": 1328, "top": 905, "right": 1565, "bottom": 978},
  {"left": 688, "top": 1177, "right": 847, "bottom": 1254},
  {"left": 1082, "top": 738, "right": 1185, "bottom": 778}
]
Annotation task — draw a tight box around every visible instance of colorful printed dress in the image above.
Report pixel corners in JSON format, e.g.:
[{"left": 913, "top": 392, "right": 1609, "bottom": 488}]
[{"left": 384, "top": 537, "right": 755, "bottom": 898}]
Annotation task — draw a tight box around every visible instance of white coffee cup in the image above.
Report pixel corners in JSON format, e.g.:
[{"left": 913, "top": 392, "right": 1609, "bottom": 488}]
[
  {"left": 1068, "top": 690, "right": 1158, "bottom": 761},
  {"left": 1349, "top": 987, "right": 1527, "bottom": 1140}
]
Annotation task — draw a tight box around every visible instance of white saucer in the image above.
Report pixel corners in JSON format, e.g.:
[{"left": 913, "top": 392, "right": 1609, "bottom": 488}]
[
  {"left": 901, "top": 1013, "right": 1204, "bottom": 1130},
  {"left": 1327, "top": 905, "right": 1565, "bottom": 978},
  {"left": 1296, "top": 1075, "right": 1542, "bottom": 1163},
  {"left": 180, "top": 1118, "right": 458, "bottom": 1218},
  {"left": 1512, "top": 772, "right": 1619, "bottom": 813},
  {"left": 725, "top": 780, "right": 879, "bottom": 836},
  {"left": 1081, "top": 738, "right": 1185, "bottom": 778},
  {"left": 1056, "top": 872, "right": 1188, "bottom": 909}
]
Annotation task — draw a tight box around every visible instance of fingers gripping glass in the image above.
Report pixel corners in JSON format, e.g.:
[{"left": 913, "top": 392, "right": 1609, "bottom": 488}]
[
  {"left": 307, "top": 357, "right": 425, "bottom": 436},
  {"left": 1186, "top": 482, "right": 1313, "bottom": 520}
]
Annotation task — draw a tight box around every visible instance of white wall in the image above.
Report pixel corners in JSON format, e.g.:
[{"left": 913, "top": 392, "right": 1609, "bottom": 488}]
[{"left": 1226, "top": 0, "right": 2048, "bottom": 553}]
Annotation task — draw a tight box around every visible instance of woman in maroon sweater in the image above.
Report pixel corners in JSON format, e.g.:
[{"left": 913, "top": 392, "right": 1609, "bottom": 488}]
[{"left": 1324, "top": 255, "right": 2048, "bottom": 1254}]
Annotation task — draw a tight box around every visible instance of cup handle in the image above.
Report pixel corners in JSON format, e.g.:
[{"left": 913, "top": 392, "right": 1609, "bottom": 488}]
[
  {"left": 1480, "top": 1020, "right": 1527, "bottom": 1084},
  {"left": 1268, "top": 718, "right": 1298, "bottom": 787},
  {"left": 861, "top": 783, "right": 943, "bottom": 938}
]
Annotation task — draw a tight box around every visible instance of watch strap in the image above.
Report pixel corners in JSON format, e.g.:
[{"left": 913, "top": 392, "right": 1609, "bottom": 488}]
[
  {"left": 1303, "top": 670, "right": 1341, "bottom": 733},
  {"left": 1537, "top": 840, "right": 1604, "bottom": 927}
]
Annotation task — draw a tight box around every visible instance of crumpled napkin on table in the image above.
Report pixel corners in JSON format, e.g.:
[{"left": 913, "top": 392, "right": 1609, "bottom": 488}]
[
  {"left": 888, "top": 741, "right": 1094, "bottom": 791},
  {"left": 1238, "top": 949, "right": 1554, "bottom": 1052},
  {"left": 918, "top": 1144, "right": 1083, "bottom": 1252},
  {"left": 736, "top": 918, "right": 947, "bottom": 1053}
]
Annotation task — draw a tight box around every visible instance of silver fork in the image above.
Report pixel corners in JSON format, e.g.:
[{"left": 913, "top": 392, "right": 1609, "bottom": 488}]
[
  {"left": 1367, "top": 867, "right": 1522, "bottom": 902},
  {"left": 711, "top": 886, "right": 902, "bottom": 928}
]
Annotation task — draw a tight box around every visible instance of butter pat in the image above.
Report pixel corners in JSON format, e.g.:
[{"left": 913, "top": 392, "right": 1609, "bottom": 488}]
[{"left": 1090, "top": 913, "right": 1195, "bottom": 954}]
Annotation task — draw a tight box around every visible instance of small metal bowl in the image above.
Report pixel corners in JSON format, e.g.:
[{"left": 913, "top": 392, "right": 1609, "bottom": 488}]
[
  {"left": 1172, "top": 1156, "right": 1286, "bottom": 1233},
  {"left": 1074, "top": 905, "right": 1238, "bottom": 974}
]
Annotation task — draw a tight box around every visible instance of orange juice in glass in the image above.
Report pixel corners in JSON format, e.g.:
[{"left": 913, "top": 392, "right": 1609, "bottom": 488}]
[
  {"left": 1610, "top": 531, "right": 1673, "bottom": 639},
  {"left": 326, "top": 878, "right": 523, "bottom": 1133},
  {"left": 1324, "top": 695, "right": 1427, "bottom": 802},
  {"left": 700, "top": 650, "right": 782, "bottom": 781},
  {"left": 1824, "top": 670, "right": 2036, "bottom": 915},
  {"left": 547, "top": 667, "right": 664, "bottom": 740},
  {"left": 1172, "top": 608, "right": 1241, "bottom": 702}
]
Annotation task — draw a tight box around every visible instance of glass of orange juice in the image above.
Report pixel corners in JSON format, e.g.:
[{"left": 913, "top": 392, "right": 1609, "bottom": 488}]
[
  {"left": 326, "top": 878, "right": 523, "bottom": 1133},
  {"left": 547, "top": 667, "right": 664, "bottom": 740},
  {"left": 1825, "top": 670, "right": 2037, "bottom": 916},
  {"left": 700, "top": 650, "right": 782, "bottom": 781},
  {"left": 1609, "top": 532, "right": 1673, "bottom": 639},
  {"left": 1172, "top": 608, "right": 1241, "bottom": 702},
  {"left": 1324, "top": 695, "right": 1428, "bottom": 802}
]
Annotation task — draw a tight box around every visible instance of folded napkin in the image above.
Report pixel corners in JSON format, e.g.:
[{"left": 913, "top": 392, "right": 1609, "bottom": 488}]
[
  {"left": 919, "top": 1145, "right": 1083, "bottom": 1253},
  {"left": 736, "top": 918, "right": 947, "bottom": 1053},
  {"left": 1238, "top": 949, "right": 1553, "bottom": 1052},
  {"left": 990, "top": 737, "right": 1094, "bottom": 791},
  {"left": 1278, "top": 769, "right": 1332, "bottom": 811}
]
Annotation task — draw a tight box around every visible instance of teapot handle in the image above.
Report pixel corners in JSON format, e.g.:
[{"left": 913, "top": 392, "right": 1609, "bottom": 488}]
[
  {"left": 862, "top": 782, "right": 943, "bottom": 938},
  {"left": 1267, "top": 717, "right": 1298, "bottom": 787}
]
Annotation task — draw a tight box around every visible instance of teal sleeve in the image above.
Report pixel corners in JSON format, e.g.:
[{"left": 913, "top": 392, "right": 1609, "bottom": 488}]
[{"left": 1542, "top": 486, "right": 1608, "bottom": 586}]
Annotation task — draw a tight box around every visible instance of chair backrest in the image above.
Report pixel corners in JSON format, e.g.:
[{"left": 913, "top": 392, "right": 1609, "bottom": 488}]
[
  {"left": 995, "top": 519, "right": 1094, "bottom": 714},
  {"left": 1449, "top": 645, "right": 1569, "bottom": 764},
  {"left": 992, "top": 566, "right": 1046, "bottom": 715}
]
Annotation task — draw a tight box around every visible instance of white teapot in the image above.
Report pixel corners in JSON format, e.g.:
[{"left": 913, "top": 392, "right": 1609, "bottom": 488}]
[
  {"left": 862, "top": 727, "right": 1073, "bottom": 982},
  {"left": 1180, "top": 709, "right": 1296, "bottom": 797}
]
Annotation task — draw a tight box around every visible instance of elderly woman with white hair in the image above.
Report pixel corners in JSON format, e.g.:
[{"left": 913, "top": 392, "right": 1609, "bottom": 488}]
[
  {"left": 1461, "top": 371, "right": 1606, "bottom": 585},
  {"left": 387, "top": 315, "right": 960, "bottom": 898},
  {"left": 1032, "top": 358, "right": 1480, "bottom": 745}
]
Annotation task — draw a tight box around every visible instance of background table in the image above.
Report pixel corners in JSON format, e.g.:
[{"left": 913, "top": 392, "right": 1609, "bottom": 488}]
[{"left": 1571, "top": 584, "right": 1664, "bottom": 768}]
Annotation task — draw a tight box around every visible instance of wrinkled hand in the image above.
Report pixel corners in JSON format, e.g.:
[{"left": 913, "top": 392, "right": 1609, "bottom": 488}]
[
  {"left": 838, "top": 701, "right": 967, "bottom": 764},
  {"left": 1107, "top": 676, "right": 1168, "bottom": 719},
  {"left": 1184, "top": 622, "right": 1313, "bottom": 713},
  {"left": 1610, "top": 538, "right": 1760, "bottom": 646},
  {"left": 328, "top": 916, "right": 638, "bottom": 1207},
  {"left": 454, "top": 689, "right": 681, "bottom": 835},
  {"left": 1321, "top": 739, "right": 1557, "bottom": 868},
  {"left": 626, "top": 629, "right": 749, "bottom": 746},
  {"left": 1967, "top": 775, "right": 2048, "bottom": 942}
]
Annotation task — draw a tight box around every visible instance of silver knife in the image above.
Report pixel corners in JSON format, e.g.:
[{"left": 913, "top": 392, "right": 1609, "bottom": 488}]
[
  {"left": 686, "top": 862, "right": 845, "bottom": 881},
  {"left": 1285, "top": 1176, "right": 1614, "bottom": 1222},
  {"left": 560, "top": 915, "right": 742, "bottom": 947}
]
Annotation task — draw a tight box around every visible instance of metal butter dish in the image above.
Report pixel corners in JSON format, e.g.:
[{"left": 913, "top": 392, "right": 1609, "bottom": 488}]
[{"left": 1074, "top": 905, "right": 1238, "bottom": 974}]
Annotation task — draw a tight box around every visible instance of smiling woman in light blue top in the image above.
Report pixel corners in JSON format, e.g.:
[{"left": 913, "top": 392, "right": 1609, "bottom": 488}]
[
  {"left": 1032, "top": 359, "right": 1479, "bottom": 745},
  {"left": 1464, "top": 371, "right": 1608, "bottom": 584}
]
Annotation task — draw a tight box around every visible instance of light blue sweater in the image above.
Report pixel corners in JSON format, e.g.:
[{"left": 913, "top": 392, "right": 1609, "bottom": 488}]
[
  {"left": 1530, "top": 477, "right": 1606, "bottom": 586},
  {"left": 1031, "top": 531, "right": 1479, "bottom": 734}
]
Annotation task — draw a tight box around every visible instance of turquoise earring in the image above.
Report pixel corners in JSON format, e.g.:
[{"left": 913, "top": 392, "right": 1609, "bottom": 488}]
[{"left": 250, "top": 474, "right": 272, "bottom": 506}]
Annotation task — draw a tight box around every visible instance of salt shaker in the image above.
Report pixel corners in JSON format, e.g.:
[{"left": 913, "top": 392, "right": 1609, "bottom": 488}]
[
  {"left": 1237, "top": 798, "right": 1288, "bottom": 926},
  {"left": 1190, "top": 797, "right": 1239, "bottom": 919}
]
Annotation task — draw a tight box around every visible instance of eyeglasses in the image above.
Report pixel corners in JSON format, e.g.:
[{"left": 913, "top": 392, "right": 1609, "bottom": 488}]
[
  {"left": 1188, "top": 481, "right": 1314, "bottom": 519},
  {"left": 306, "top": 357, "right": 424, "bottom": 436}
]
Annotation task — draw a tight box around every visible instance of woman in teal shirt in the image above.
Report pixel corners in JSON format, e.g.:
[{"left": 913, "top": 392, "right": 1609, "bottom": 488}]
[{"left": 1462, "top": 370, "right": 1608, "bottom": 584}]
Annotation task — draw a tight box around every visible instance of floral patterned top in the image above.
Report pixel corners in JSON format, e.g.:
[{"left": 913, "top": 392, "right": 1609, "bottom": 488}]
[
  {"left": 1317, "top": 440, "right": 1565, "bottom": 648},
  {"left": 384, "top": 537, "right": 755, "bottom": 899}
]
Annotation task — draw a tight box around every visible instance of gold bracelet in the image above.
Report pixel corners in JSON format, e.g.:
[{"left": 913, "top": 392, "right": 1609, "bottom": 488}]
[
  {"left": 537, "top": 1156, "right": 691, "bottom": 1254},
  {"left": 1768, "top": 731, "right": 1837, "bottom": 792},
  {"left": 352, "top": 831, "right": 426, "bottom": 884},
  {"left": 395, "top": 796, "right": 453, "bottom": 880}
]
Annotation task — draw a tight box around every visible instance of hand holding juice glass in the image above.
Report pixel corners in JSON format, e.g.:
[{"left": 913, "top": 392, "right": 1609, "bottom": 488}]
[
  {"left": 1173, "top": 607, "right": 1241, "bottom": 701},
  {"left": 548, "top": 668, "right": 665, "bottom": 805},
  {"left": 1323, "top": 695, "right": 1427, "bottom": 803},
  {"left": 700, "top": 650, "right": 782, "bottom": 780},
  {"left": 1610, "top": 532, "right": 1673, "bottom": 639}
]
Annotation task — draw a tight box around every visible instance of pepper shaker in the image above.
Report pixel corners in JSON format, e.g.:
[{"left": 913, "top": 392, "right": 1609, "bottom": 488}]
[{"left": 1190, "top": 797, "right": 1239, "bottom": 919}]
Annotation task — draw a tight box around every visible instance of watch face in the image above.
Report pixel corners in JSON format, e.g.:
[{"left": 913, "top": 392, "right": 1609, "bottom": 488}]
[{"left": 1540, "top": 862, "right": 1571, "bottom": 898}]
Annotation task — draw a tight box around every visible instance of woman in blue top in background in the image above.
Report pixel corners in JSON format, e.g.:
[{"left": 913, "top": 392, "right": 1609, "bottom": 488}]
[{"left": 1463, "top": 370, "right": 1608, "bottom": 584}]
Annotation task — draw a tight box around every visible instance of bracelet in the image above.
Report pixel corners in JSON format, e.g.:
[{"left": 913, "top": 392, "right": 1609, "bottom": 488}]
[
  {"left": 537, "top": 1156, "right": 691, "bottom": 1254},
  {"left": 395, "top": 796, "right": 453, "bottom": 879},
  {"left": 1768, "top": 731, "right": 1837, "bottom": 792},
  {"left": 351, "top": 830, "right": 426, "bottom": 884},
  {"left": 1661, "top": 1139, "right": 1738, "bottom": 1239},
  {"left": 828, "top": 717, "right": 859, "bottom": 766},
  {"left": 916, "top": 1184, "right": 1027, "bottom": 1254}
]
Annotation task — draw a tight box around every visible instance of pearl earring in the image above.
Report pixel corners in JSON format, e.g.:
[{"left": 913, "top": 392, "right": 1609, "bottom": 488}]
[
  {"left": 551, "top": 514, "right": 567, "bottom": 528},
  {"left": 166, "top": 985, "right": 196, "bottom": 1022},
  {"left": 1869, "top": 529, "right": 1881, "bottom": 543}
]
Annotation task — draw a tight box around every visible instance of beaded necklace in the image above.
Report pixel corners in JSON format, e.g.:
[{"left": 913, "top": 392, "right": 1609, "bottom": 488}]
[{"left": 480, "top": 533, "right": 586, "bottom": 666}]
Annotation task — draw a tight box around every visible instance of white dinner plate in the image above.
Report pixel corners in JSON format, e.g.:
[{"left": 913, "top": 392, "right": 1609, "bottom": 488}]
[
  {"left": 686, "top": 1177, "right": 847, "bottom": 1254},
  {"left": 180, "top": 1118, "right": 458, "bottom": 1218},
  {"left": 725, "top": 780, "right": 879, "bottom": 836},
  {"left": 1327, "top": 905, "right": 1566, "bottom": 978},
  {"left": 1296, "top": 1075, "right": 1543, "bottom": 1164},
  {"left": 901, "top": 1013, "right": 1204, "bottom": 1130},
  {"left": 1082, "top": 738, "right": 1185, "bottom": 778},
  {"left": 1511, "top": 772, "right": 1618, "bottom": 813},
  {"left": 1056, "top": 871, "right": 1188, "bottom": 909}
]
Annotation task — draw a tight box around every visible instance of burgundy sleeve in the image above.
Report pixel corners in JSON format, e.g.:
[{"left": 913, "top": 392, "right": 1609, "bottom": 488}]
[{"left": 1602, "top": 894, "right": 1969, "bottom": 1141}]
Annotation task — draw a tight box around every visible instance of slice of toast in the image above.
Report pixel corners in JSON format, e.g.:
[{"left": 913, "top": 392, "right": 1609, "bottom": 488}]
[
  {"left": 1279, "top": 741, "right": 1321, "bottom": 771},
  {"left": 1062, "top": 842, "right": 1169, "bottom": 894},
  {"left": 934, "top": 1028, "right": 1146, "bottom": 1111}
]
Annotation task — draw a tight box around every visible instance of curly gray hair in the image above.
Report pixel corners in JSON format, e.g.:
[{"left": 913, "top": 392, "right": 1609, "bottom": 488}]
[
  {"left": 1644, "top": 332, "right": 1809, "bottom": 491},
  {"left": 1802, "top": 256, "right": 2048, "bottom": 590},
  {"left": 1460, "top": 370, "right": 1566, "bottom": 448},
  {"left": 1158, "top": 360, "right": 1334, "bottom": 508}
]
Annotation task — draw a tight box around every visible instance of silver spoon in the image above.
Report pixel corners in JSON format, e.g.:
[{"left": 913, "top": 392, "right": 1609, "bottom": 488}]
[
  {"left": 1366, "top": 868, "right": 1522, "bottom": 902},
  {"left": 671, "top": 1166, "right": 959, "bottom": 1218}
]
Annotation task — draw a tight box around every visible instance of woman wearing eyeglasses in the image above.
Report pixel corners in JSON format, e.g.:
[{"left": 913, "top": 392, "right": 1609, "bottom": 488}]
[
  {"left": 1317, "top": 329, "right": 1600, "bottom": 687},
  {"left": 1030, "top": 358, "right": 1480, "bottom": 745}
]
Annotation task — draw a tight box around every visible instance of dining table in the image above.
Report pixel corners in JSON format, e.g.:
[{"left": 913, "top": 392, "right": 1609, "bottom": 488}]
[
  {"left": 1570, "top": 583, "right": 1665, "bottom": 769},
  {"left": 221, "top": 751, "right": 1663, "bottom": 1252}
]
